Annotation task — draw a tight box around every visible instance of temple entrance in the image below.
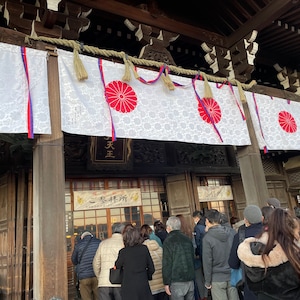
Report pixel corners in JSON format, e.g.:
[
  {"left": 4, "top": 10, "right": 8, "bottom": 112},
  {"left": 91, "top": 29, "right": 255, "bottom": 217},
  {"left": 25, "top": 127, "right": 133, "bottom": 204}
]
[
  {"left": 194, "top": 176, "right": 238, "bottom": 221},
  {"left": 65, "top": 177, "right": 167, "bottom": 298},
  {"left": 64, "top": 175, "right": 238, "bottom": 298}
]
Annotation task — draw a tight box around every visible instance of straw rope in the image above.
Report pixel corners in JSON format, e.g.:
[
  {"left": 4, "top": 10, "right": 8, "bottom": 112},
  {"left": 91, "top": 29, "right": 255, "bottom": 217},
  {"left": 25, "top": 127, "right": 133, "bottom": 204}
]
[{"left": 25, "top": 35, "right": 256, "bottom": 99}]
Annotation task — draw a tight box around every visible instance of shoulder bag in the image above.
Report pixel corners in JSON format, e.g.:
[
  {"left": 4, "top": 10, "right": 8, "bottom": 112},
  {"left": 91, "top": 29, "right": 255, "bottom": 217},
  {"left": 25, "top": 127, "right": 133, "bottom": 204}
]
[{"left": 109, "top": 266, "right": 123, "bottom": 284}]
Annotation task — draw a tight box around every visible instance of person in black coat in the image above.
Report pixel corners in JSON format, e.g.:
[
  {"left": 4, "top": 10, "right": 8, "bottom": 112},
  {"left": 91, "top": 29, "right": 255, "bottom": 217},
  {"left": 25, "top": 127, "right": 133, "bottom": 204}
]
[
  {"left": 72, "top": 231, "right": 101, "bottom": 300},
  {"left": 192, "top": 210, "right": 208, "bottom": 300},
  {"left": 154, "top": 220, "right": 168, "bottom": 244},
  {"left": 115, "top": 226, "right": 155, "bottom": 300},
  {"left": 228, "top": 205, "right": 263, "bottom": 300}
]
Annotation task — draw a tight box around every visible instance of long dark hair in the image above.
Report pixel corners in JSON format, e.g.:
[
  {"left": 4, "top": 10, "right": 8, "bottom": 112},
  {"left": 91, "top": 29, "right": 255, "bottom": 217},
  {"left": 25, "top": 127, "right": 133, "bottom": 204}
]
[
  {"left": 153, "top": 220, "right": 166, "bottom": 233},
  {"left": 261, "top": 208, "right": 300, "bottom": 276},
  {"left": 140, "top": 224, "right": 151, "bottom": 241},
  {"left": 261, "top": 206, "right": 274, "bottom": 223}
]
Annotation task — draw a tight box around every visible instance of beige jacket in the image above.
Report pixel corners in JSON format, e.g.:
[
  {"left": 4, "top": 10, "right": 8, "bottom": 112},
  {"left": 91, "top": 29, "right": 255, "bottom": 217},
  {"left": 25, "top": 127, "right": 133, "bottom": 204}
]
[
  {"left": 143, "top": 239, "right": 165, "bottom": 294},
  {"left": 237, "top": 232, "right": 288, "bottom": 268},
  {"left": 93, "top": 233, "right": 124, "bottom": 287}
]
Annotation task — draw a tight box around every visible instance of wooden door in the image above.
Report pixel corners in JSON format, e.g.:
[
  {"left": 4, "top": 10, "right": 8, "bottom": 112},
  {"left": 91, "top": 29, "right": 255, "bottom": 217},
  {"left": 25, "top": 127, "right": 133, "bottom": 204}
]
[
  {"left": 166, "top": 173, "right": 195, "bottom": 216},
  {"left": 267, "top": 180, "right": 290, "bottom": 208}
]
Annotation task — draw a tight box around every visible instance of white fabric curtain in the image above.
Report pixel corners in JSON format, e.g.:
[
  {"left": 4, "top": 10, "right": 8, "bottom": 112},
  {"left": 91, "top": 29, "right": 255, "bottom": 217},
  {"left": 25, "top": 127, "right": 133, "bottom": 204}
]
[
  {"left": 246, "top": 91, "right": 300, "bottom": 150},
  {"left": 1, "top": 43, "right": 300, "bottom": 151},
  {"left": 57, "top": 49, "right": 251, "bottom": 146},
  {"left": 0, "top": 42, "right": 50, "bottom": 135}
]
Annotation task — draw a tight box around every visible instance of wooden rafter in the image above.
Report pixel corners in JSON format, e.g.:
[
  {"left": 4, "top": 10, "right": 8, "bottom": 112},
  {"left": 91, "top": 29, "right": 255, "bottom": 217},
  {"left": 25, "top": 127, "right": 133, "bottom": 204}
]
[
  {"left": 70, "top": 0, "right": 227, "bottom": 47},
  {"left": 227, "top": 0, "right": 295, "bottom": 46}
]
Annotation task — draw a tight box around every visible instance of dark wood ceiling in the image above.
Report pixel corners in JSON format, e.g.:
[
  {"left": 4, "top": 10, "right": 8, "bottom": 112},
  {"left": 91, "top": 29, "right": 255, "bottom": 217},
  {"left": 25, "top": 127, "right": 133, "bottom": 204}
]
[
  {"left": 1, "top": 0, "right": 300, "bottom": 88},
  {"left": 63, "top": 0, "right": 300, "bottom": 87}
]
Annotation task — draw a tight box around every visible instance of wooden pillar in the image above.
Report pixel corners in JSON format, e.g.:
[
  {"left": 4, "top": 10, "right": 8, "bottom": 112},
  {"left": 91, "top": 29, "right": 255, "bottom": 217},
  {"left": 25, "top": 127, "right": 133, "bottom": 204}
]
[
  {"left": 236, "top": 101, "right": 269, "bottom": 208},
  {"left": 32, "top": 47, "right": 67, "bottom": 299}
]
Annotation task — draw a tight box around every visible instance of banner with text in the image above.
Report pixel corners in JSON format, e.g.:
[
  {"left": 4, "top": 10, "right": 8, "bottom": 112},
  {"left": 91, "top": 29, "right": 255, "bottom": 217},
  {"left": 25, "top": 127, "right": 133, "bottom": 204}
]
[
  {"left": 197, "top": 185, "right": 233, "bottom": 202},
  {"left": 74, "top": 188, "right": 142, "bottom": 210}
]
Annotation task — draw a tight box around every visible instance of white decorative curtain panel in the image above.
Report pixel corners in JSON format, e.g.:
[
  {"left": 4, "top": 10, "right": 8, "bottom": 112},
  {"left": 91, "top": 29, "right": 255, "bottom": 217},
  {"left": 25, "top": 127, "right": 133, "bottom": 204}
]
[
  {"left": 1, "top": 43, "right": 300, "bottom": 151},
  {"left": 0, "top": 42, "right": 50, "bottom": 135},
  {"left": 246, "top": 91, "right": 300, "bottom": 150},
  {"left": 57, "top": 49, "right": 251, "bottom": 146}
]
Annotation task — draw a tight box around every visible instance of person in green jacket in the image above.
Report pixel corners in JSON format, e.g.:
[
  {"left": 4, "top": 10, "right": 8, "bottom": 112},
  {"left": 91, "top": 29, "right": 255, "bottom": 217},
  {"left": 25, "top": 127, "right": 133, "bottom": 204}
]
[{"left": 162, "top": 216, "right": 195, "bottom": 300}]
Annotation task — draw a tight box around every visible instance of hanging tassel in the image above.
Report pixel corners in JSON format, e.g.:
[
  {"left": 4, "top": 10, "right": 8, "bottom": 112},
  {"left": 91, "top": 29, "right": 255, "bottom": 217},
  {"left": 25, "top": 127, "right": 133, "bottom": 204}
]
[
  {"left": 161, "top": 66, "right": 175, "bottom": 90},
  {"left": 202, "top": 73, "right": 214, "bottom": 99},
  {"left": 73, "top": 44, "right": 88, "bottom": 81},
  {"left": 236, "top": 80, "right": 247, "bottom": 103},
  {"left": 122, "top": 54, "right": 131, "bottom": 82}
]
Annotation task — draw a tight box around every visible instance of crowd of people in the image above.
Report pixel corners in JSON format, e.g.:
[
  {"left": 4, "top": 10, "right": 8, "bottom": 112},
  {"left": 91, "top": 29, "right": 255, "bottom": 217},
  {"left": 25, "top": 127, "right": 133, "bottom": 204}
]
[{"left": 71, "top": 197, "right": 300, "bottom": 300}]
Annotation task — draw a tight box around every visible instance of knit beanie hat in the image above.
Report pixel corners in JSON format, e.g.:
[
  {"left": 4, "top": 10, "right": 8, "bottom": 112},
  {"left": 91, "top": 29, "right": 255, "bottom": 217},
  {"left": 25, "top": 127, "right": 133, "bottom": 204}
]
[
  {"left": 266, "top": 198, "right": 281, "bottom": 208},
  {"left": 243, "top": 205, "right": 262, "bottom": 224}
]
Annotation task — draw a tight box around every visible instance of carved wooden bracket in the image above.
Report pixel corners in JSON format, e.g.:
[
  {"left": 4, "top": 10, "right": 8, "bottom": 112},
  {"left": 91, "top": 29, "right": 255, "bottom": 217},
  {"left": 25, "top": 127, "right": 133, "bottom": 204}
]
[
  {"left": 46, "top": 0, "right": 61, "bottom": 12},
  {"left": 274, "top": 63, "right": 300, "bottom": 95},
  {"left": 201, "top": 42, "right": 233, "bottom": 78},
  {"left": 2, "top": 0, "right": 91, "bottom": 39},
  {"left": 229, "top": 31, "right": 258, "bottom": 82},
  {"left": 201, "top": 30, "right": 258, "bottom": 83},
  {"left": 124, "top": 19, "right": 178, "bottom": 65}
]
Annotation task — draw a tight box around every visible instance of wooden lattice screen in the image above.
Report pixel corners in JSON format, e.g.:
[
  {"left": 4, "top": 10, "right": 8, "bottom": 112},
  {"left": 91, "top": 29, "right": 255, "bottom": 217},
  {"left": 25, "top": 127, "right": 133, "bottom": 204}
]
[{"left": 0, "top": 170, "right": 33, "bottom": 300}]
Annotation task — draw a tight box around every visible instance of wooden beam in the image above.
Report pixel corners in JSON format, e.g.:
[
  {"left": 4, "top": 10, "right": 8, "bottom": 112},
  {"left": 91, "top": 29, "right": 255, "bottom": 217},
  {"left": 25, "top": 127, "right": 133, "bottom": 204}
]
[
  {"left": 249, "top": 84, "right": 300, "bottom": 102},
  {"left": 14, "top": 170, "right": 25, "bottom": 298},
  {"left": 7, "top": 172, "right": 16, "bottom": 297},
  {"left": 227, "top": 0, "right": 295, "bottom": 47},
  {"left": 71, "top": 0, "right": 227, "bottom": 47},
  {"left": 32, "top": 45, "right": 67, "bottom": 300},
  {"left": 25, "top": 170, "right": 33, "bottom": 300},
  {"left": 0, "top": 26, "right": 46, "bottom": 49}
]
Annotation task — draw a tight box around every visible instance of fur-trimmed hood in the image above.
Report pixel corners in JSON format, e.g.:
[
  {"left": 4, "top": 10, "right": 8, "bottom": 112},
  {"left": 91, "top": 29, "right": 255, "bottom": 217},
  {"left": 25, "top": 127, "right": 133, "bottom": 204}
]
[
  {"left": 237, "top": 232, "right": 300, "bottom": 300},
  {"left": 237, "top": 232, "right": 288, "bottom": 268}
]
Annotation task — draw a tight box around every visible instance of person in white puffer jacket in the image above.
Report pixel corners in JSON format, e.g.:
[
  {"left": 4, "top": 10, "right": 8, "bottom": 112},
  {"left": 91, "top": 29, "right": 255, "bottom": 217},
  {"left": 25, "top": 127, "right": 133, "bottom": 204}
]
[
  {"left": 93, "top": 222, "right": 125, "bottom": 300},
  {"left": 142, "top": 228, "right": 168, "bottom": 300}
]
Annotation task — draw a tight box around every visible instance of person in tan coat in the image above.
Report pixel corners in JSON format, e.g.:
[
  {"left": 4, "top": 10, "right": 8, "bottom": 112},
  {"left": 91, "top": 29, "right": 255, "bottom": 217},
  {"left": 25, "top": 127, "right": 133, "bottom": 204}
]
[
  {"left": 93, "top": 222, "right": 125, "bottom": 300},
  {"left": 141, "top": 229, "right": 168, "bottom": 300}
]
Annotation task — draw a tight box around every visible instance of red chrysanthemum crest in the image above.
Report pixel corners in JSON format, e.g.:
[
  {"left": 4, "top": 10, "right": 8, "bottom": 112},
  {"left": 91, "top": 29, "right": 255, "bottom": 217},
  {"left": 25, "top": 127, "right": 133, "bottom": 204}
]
[
  {"left": 198, "top": 98, "right": 222, "bottom": 124},
  {"left": 278, "top": 111, "right": 297, "bottom": 133},
  {"left": 105, "top": 80, "right": 137, "bottom": 113}
]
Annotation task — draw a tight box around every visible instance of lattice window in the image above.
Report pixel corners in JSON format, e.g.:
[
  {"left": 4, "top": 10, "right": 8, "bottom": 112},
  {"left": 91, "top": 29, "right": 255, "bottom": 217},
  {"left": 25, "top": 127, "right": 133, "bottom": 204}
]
[
  {"left": 262, "top": 158, "right": 280, "bottom": 175},
  {"left": 65, "top": 178, "right": 165, "bottom": 240},
  {"left": 287, "top": 171, "right": 300, "bottom": 185}
]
